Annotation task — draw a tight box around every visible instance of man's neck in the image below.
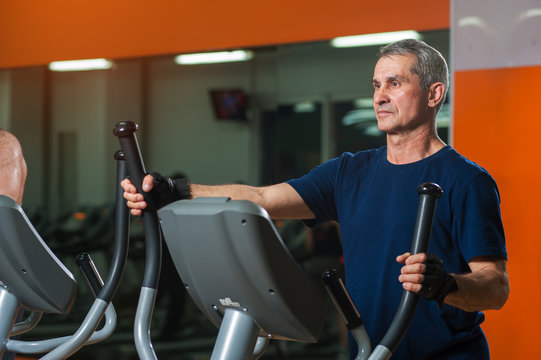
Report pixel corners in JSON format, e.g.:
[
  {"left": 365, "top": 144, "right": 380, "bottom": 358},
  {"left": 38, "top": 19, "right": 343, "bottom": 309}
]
[{"left": 386, "top": 129, "right": 446, "bottom": 165}]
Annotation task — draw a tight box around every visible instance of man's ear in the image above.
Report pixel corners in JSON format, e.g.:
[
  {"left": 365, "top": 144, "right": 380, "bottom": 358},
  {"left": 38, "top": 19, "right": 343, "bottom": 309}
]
[{"left": 427, "top": 82, "right": 446, "bottom": 109}]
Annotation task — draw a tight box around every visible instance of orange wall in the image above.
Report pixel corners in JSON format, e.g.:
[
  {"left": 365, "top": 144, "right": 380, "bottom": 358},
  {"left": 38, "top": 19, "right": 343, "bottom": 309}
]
[
  {"left": 0, "top": 0, "right": 449, "bottom": 69},
  {"left": 454, "top": 66, "right": 541, "bottom": 358}
]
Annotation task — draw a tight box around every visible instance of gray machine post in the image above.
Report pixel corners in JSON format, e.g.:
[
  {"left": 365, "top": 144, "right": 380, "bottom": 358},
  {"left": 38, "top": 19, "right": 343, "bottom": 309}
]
[
  {"left": 212, "top": 308, "right": 261, "bottom": 360},
  {"left": 0, "top": 288, "right": 20, "bottom": 356},
  {"left": 158, "top": 197, "right": 329, "bottom": 359}
]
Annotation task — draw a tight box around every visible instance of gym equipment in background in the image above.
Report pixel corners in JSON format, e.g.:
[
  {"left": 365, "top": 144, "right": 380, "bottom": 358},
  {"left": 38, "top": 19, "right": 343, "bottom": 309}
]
[{"left": 0, "top": 150, "right": 130, "bottom": 359}]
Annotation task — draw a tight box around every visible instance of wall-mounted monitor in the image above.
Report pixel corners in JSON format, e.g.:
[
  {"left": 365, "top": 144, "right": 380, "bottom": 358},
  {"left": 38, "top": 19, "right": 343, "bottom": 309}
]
[{"left": 209, "top": 89, "right": 249, "bottom": 121}]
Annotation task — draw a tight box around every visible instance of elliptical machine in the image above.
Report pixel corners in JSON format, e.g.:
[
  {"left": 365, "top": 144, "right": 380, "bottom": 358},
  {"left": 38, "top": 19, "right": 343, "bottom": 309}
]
[
  {"left": 113, "top": 121, "right": 443, "bottom": 360},
  {"left": 0, "top": 119, "right": 442, "bottom": 360},
  {"left": 0, "top": 150, "right": 131, "bottom": 359}
]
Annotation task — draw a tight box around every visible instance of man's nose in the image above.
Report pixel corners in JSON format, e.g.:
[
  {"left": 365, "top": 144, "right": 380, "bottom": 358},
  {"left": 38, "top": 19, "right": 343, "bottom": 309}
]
[{"left": 374, "top": 89, "right": 389, "bottom": 106}]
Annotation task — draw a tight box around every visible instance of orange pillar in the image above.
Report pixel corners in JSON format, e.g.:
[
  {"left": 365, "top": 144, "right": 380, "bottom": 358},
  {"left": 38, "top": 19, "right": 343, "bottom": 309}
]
[{"left": 452, "top": 1, "right": 541, "bottom": 358}]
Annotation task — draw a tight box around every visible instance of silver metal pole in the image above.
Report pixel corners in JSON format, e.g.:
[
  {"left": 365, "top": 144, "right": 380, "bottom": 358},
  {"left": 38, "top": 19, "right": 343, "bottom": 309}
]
[
  {"left": 0, "top": 287, "right": 19, "bottom": 358},
  {"left": 134, "top": 287, "right": 158, "bottom": 360},
  {"left": 211, "top": 307, "right": 260, "bottom": 360}
]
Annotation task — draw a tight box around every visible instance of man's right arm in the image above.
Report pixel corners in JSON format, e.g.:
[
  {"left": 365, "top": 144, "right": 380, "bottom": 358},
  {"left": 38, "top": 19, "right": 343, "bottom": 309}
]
[{"left": 121, "top": 175, "right": 314, "bottom": 220}]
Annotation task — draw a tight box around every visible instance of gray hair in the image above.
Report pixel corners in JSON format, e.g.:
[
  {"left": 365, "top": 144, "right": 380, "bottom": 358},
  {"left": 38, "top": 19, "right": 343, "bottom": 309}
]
[{"left": 379, "top": 39, "right": 449, "bottom": 110}]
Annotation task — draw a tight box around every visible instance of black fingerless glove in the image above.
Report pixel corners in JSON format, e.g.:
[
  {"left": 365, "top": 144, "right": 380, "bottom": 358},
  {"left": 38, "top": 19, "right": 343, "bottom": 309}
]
[
  {"left": 149, "top": 172, "right": 191, "bottom": 209},
  {"left": 419, "top": 252, "right": 458, "bottom": 309}
]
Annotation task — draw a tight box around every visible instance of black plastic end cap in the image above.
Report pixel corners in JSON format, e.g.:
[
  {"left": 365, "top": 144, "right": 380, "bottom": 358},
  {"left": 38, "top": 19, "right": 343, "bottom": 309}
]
[
  {"left": 114, "top": 150, "right": 125, "bottom": 160},
  {"left": 75, "top": 253, "right": 90, "bottom": 266},
  {"left": 322, "top": 268, "right": 340, "bottom": 284},
  {"left": 113, "top": 121, "right": 138, "bottom": 137},
  {"left": 417, "top": 182, "right": 443, "bottom": 198}
]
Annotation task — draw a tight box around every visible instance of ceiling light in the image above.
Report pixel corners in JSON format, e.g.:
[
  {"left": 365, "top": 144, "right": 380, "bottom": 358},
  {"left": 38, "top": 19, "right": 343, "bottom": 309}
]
[
  {"left": 293, "top": 101, "right": 316, "bottom": 113},
  {"left": 517, "top": 8, "right": 541, "bottom": 22},
  {"left": 48, "top": 58, "right": 113, "bottom": 72},
  {"left": 175, "top": 50, "right": 253, "bottom": 65},
  {"left": 342, "top": 109, "right": 376, "bottom": 126},
  {"left": 353, "top": 97, "right": 374, "bottom": 108},
  {"left": 330, "top": 30, "right": 422, "bottom": 48}
]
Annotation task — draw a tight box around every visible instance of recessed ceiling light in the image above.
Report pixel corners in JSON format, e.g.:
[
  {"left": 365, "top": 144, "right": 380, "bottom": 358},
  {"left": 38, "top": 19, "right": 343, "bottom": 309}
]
[
  {"left": 48, "top": 58, "right": 113, "bottom": 72},
  {"left": 330, "top": 30, "right": 422, "bottom": 48},
  {"left": 175, "top": 50, "right": 253, "bottom": 65}
]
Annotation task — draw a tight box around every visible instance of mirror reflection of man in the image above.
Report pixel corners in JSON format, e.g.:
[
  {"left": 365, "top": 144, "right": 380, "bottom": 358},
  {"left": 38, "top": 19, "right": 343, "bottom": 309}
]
[{"left": 0, "top": 128, "right": 27, "bottom": 360}]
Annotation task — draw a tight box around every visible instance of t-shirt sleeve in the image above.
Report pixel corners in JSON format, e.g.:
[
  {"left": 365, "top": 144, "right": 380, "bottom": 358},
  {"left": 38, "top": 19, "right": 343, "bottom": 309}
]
[
  {"left": 453, "top": 172, "right": 507, "bottom": 262},
  {"left": 286, "top": 156, "right": 341, "bottom": 227}
]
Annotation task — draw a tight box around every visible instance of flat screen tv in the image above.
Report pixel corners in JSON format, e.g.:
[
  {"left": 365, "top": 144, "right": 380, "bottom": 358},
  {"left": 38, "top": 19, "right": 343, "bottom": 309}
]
[{"left": 209, "top": 89, "right": 249, "bottom": 121}]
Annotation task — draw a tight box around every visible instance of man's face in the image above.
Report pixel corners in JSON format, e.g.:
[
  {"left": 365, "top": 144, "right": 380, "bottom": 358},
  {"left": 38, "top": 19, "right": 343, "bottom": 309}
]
[{"left": 372, "top": 54, "right": 429, "bottom": 135}]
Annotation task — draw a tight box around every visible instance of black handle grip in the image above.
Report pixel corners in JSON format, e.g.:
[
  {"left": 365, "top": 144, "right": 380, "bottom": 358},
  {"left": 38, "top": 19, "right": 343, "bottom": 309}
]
[
  {"left": 322, "top": 268, "right": 364, "bottom": 330},
  {"left": 410, "top": 182, "right": 443, "bottom": 255},
  {"left": 113, "top": 121, "right": 161, "bottom": 289},
  {"left": 76, "top": 253, "right": 104, "bottom": 298},
  {"left": 113, "top": 122, "right": 148, "bottom": 203},
  {"left": 379, "top": 182, "right": 443, "bottom": 353}
]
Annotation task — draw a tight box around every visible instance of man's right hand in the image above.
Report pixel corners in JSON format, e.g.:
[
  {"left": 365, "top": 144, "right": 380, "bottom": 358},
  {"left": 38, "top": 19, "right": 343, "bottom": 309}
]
[{"left": 121, "top": 174, "right": 155, "bottom": 216}]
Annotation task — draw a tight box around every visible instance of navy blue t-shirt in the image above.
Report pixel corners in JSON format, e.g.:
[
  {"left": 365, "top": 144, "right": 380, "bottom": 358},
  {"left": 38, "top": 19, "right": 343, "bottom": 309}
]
[{"left": 287, "top": 145, "right": 507, "bottom": 359}]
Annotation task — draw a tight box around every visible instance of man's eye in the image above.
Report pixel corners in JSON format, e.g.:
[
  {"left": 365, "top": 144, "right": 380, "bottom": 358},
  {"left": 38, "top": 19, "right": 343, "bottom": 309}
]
[{"left": 392, "top": 81, "right": 399, "bottom": 87}]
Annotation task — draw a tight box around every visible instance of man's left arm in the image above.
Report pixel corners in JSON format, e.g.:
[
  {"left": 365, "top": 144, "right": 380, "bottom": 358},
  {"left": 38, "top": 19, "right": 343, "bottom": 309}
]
[
  {"left": 445, "top": 256, "right": 509, "bottom": 311},
  {"left": 398, "top": 253, "right": 510, "bottom": 311}
]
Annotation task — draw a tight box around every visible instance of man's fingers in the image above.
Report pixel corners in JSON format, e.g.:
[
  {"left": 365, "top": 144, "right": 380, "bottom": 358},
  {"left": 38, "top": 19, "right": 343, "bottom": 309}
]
[
  {"left": 399, "top": 273, "right": 424, "bottom": 284},
  {"left": 123, "top": 192, "right": 144, "bottom": 203},
  {"left": 396, "top": 252, "right": 411, "bottom": 263},
  {"left": 121, "top": 175, "right": 154, "bottom": 193},
  {"left": 405, "top": 252, "right": 427, "bottom": 265},
  {"left": 126, "top": 199, "right": 147, "bottom": 209},
  {"left": 398, "top": 253, "right": 427, "bottom": 293},
  {"left": 120, "top": 177, "right": 149, "bottom": 216},
  {"left": 130, "top": 208, "right": 142, "bottom": 216},
  {"left": 399, "top": 272, "right": 424, "bottom": 293},
  {"left": 401, "top": 262, "right": 426, "bottom": 275},
  {"left": 142, "top": 174, "right": 155, "bottom": 192},
  {"left": 397, "top": 252, "right": 427, "bottom": 264},
  {"left": 120, "top": 178, "right": 135, "bottom": 193},
  {"left": 402, "top": 282, "right": 423, "bottom": 293}
]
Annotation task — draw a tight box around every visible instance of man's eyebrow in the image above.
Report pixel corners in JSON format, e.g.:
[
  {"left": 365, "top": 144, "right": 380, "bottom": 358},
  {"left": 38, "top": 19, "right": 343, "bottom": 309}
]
[{"left": 372, "top": 75, "right": 408, "bottom": 84}]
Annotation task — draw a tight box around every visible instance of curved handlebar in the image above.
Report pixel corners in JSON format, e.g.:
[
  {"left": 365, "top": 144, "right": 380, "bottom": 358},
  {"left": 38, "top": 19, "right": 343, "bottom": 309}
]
[
  {"left": 378, "top": 182, "right": 443, "bottom": 354},
  {"left": 98, "top": 150, "right": 130, "bottom": 301},
  {"left": 113, "top": 121, "right": 162, "bottom": 360},
  {"left": 113, "top": 121, "right": 161, "bottom": 289},
  {"left": 34, "top": 148, "right": 133, "bottom": 359}
]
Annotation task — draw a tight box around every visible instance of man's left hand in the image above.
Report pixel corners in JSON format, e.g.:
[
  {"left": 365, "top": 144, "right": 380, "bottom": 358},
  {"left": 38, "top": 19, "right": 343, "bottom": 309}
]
[
  {"left": 397, "top": 252, "right": 458, "bottom": 309},
  {"left": 397, "top": 252, "right": 427, "bottom": 293}
]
